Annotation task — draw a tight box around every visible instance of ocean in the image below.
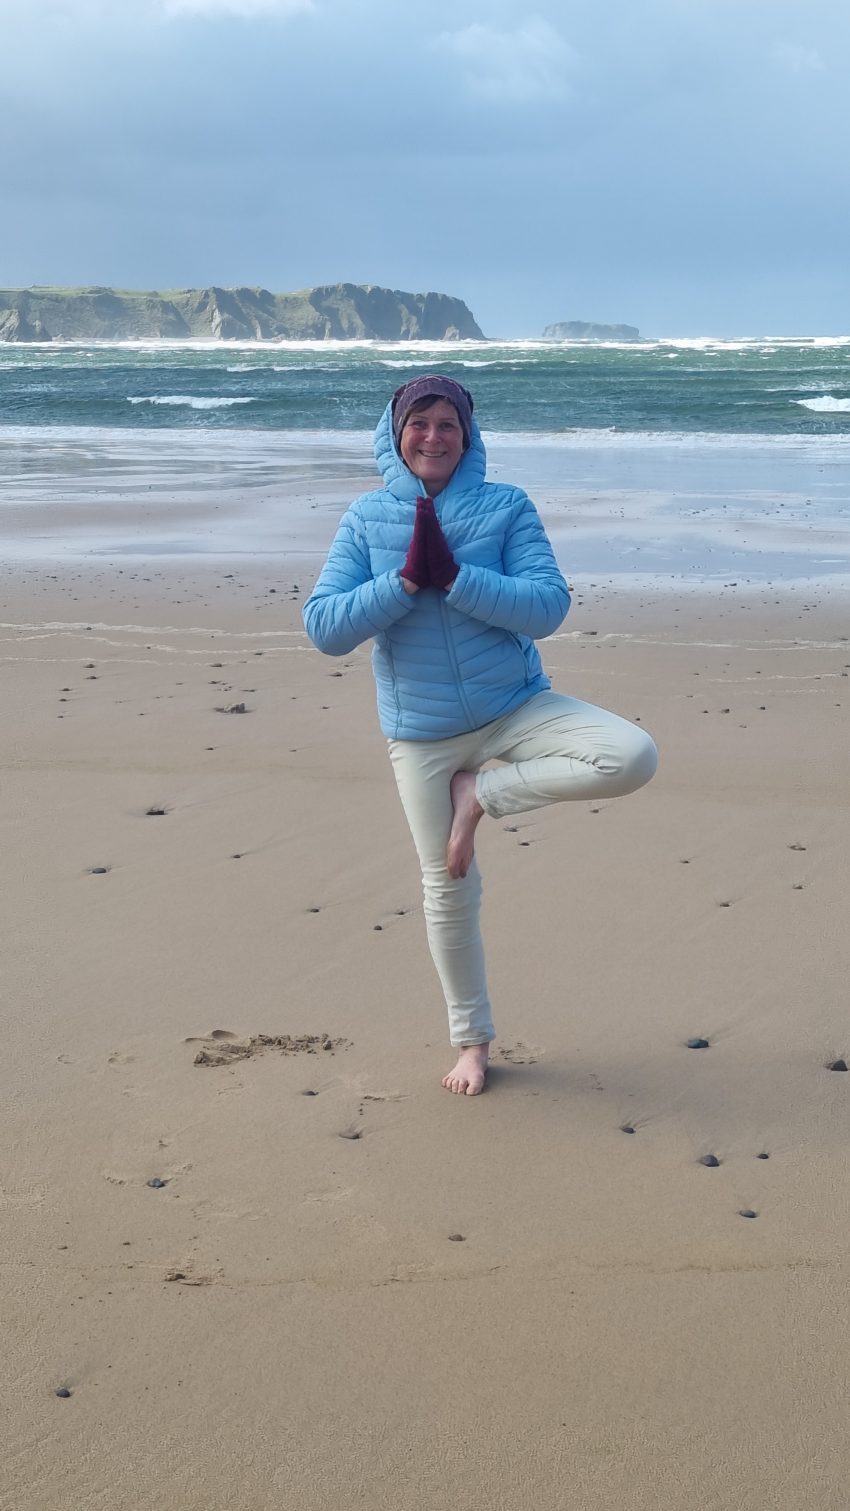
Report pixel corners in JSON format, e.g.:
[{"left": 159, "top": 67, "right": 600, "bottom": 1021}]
[{"left": 1, "top": 337, "right": 849, "bottom": 584}]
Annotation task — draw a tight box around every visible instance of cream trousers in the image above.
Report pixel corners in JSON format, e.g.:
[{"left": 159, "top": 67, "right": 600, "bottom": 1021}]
[{"left": 388, "top": 691, "right": 658, "bottom": 1046}]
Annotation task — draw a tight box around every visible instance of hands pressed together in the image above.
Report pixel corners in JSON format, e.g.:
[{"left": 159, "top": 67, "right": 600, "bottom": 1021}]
[{"left": 400, "top": 496, "right": 459, "bottom": 595}]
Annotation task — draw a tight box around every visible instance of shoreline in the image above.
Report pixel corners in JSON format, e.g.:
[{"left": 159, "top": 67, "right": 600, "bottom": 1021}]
[{"left": 1, "top": 424, "right": 849, "bottom": 586}]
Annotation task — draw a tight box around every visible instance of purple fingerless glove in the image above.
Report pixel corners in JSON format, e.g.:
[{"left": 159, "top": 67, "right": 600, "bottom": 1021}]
[
  {"left": 401, "top": 496, "right": 433, "bottom": 588},
  {"left": 425, "top": 506, "right": 459, "bottom": 590}
]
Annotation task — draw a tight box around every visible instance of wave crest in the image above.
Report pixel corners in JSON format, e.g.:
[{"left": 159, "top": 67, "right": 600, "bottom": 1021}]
[
  {"left": 127, "top": 396, "right": 256, "bottom": 409},
  {"left": 795, "top": 396, "right": 850, "bottom": 413}
]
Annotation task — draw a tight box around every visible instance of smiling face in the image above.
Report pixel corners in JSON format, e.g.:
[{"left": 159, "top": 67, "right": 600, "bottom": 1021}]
[{"left": 398, "top": 398, "right": 466, "bottom": 495}]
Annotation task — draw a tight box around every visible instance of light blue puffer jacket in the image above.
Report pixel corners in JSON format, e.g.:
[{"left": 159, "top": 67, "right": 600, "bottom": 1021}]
[{"left": 302, "top": 401, "right": 571, "bottom": 740}]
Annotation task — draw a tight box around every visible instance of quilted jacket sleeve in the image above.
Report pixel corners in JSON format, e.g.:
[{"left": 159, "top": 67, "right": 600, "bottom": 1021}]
[
  {"left": 445, "top": 490, "right": 570, "bottom": 638},
  {"left": 302, "top": 502, "right": 415, "bottom": 656}
]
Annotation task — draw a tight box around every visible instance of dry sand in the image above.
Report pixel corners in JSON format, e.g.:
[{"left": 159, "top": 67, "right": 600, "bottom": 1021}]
[{"left": 3, "top": 556, "right": 850, "bottom": 1510}]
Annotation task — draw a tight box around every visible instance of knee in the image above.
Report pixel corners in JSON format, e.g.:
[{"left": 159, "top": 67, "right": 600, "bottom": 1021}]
[
  {"left": 422, "top": 864, "right": 482, "bottom": 917},
  {"left": 597, "top": 724, "right": 657, "bottom": 795},
  {"left": 620, "top": 727, "right": 658, "bottom": 793}
]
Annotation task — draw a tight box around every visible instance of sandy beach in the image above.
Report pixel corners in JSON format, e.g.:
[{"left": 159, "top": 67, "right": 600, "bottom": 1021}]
[{"left": 3, "top": 541, "right": 850, "bottom": 1509}]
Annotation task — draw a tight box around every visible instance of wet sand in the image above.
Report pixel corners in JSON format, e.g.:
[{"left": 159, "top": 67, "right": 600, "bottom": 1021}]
[{"left": 4, "top": 557, "right": 850, "bottom": 1510}]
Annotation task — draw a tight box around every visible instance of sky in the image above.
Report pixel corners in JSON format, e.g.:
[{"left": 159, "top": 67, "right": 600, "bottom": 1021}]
[{"left": 1, "top": 0, "right": 848, "bottom": 336}]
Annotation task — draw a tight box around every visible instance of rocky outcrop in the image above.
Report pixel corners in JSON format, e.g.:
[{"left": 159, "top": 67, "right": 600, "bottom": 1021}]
[
  {"left": 543, "top": 321, "right": 640, "bottom": 341},
  {"left": 0, "top": 284, "right": 484, "bottom": 342},
  {"left": 0, "top": 306, "right": 52, "bottom": 341}
]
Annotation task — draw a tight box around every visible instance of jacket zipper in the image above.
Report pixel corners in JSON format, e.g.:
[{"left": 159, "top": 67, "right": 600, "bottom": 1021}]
[
  {"left": 438, "top": 591, "right": 475, "bottom": 730},
  {"left": 417, "top": 475, "right": 476, "bottom": 730}
]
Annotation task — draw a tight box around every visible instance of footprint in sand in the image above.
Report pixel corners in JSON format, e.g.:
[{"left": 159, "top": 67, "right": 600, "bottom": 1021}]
[
  {"left": 163, "top": 1262, "right": 219, "bottom": 1286},
  {"left": 186, "top": 1029, "right": 351, "bottom": 1066},
  {"left": 498, "top": 1041, "right": 541, "bottom": 1065}
]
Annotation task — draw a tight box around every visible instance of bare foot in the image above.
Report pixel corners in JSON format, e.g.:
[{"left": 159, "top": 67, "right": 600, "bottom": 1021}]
[
  {"left": 442, "top": 1043, "right": 490, "bottom": 1095},
  {"left": 447, "top": 770, "right": 484, "bottom": 879}
]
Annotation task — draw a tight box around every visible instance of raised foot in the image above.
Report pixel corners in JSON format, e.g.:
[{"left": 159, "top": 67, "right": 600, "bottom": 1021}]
[
  {"left": 442, "top": 1043, "right": 490, "bottom": 1096},
  {"left": 447, "top": 770, "right": 485, "bottom": 880}
]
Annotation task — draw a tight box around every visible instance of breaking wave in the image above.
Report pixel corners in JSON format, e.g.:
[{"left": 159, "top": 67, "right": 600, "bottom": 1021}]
[
  {"left": 127, "top": 395, "right": 256, "bottom": 409},
  {"left": 795, "top": 396, "right": 850, "bottom": 412}
]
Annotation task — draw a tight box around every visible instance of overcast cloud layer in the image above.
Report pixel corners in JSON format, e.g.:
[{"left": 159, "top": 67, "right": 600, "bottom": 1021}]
[{"left": 1, "top": 0, "right": 848, "bottom": 335}]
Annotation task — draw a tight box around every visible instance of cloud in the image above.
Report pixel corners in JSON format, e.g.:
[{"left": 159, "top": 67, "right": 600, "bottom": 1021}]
[
  {"left": 771, "top": 42, "right": 826, "bottom": 73},
  {"left": 438, "top": 17, "right": 577, "bottom": 104}
]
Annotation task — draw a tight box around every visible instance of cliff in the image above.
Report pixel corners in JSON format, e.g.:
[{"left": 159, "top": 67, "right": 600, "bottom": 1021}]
[
  {"left": 0, "top": 284, "right": 484, "bottom": 342},
  {"left": 542, "top": 321, "right": 640, "bottom": 341}
]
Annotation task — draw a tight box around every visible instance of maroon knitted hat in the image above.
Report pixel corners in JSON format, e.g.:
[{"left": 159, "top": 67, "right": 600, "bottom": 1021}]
[{"left": 391, "top": 374, "right": 474, "bottom": 449}]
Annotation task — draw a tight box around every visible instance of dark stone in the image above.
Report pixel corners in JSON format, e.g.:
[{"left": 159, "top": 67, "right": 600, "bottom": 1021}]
[
  {"left": 829, "top": 1059, "right": 848, "bottom": 1072},
  {"left": 90, "top": 867, "right": 109, "bottom": 875},
  {"left": 620, "top": 1124, "right": 635, "bottom": 1134},
  {"left": 739, "top": 1209, "right": 758, "bottom": 1219},
  {"left": 448, "top": 1233, "right": 465, "bottom": 1242},
  {"left": 700, "top": 1154, "right": 720, "bottom": 1167},
  {"left": 55, "top": 1387, "right": 72, "bottom": 1398},
  {"left": 147, "top": 1177, "right": 166, "bottom": 1189},
  {"left": 687, "top": 1038, "right": 710, "bottom": 1049}
]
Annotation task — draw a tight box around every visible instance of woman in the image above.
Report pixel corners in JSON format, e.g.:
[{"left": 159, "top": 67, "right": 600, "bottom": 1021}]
[{"left": 303, "top": 375, "right": 657, "bottom": 1095}]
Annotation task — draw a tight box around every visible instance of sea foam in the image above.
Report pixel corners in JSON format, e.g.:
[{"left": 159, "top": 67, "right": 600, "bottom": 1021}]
[
  {"left": 795, "top": 396, "right": 850, "bottom": 412},
  {"left": 127, "top": 396, "right": 255, "bottom": 409}
]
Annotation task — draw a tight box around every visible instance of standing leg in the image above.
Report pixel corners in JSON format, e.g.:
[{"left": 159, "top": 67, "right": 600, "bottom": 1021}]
[{"left": 388, "top": 735, "right": 494, "bottom": 1094}]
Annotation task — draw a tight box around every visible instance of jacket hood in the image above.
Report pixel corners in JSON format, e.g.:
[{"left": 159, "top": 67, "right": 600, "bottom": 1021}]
[{"left": 373, "top": 398, "right": 487, "bottom": 502}]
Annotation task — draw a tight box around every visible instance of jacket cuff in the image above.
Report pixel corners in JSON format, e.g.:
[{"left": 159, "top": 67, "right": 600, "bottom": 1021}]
[{"left": 443, "top": 561, "right": 471, "bottom": 606}]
